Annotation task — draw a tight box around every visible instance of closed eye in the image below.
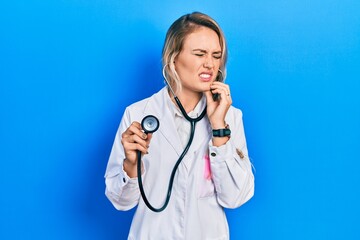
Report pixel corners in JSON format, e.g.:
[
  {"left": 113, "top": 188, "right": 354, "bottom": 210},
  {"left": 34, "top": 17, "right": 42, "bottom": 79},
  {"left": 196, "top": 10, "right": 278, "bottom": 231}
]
[
  {"left": 213, "top": 51, "right": 222, "bottom": 59},
  {"left": 192, "top": 49, "right": 222, "bottom": 59}
]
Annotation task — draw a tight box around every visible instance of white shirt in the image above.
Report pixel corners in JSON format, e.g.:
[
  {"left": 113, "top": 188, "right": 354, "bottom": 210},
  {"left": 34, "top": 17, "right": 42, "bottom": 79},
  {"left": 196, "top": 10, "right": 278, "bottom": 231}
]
[
  {"left": 105, "top": 87, "right": 254, "bottom": 240},
  {"left": 168, "top": 93, "right": 207, "bottom": 148}
]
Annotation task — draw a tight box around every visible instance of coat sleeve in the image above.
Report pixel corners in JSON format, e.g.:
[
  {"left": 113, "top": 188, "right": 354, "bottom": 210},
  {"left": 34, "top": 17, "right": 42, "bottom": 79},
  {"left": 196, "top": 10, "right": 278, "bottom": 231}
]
[
  {"left": 208, "top": 108, "right": 255, "bottom": 209},
  {"left": 104, "top": 107, "right": 141, "bottom": 211}
]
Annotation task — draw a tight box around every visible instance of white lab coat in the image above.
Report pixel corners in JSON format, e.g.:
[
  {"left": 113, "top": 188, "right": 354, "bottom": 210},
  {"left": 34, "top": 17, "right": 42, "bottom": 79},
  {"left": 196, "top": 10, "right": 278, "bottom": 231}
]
[{"left": 105, "top": 87, "right": 254, "bottom": 240}]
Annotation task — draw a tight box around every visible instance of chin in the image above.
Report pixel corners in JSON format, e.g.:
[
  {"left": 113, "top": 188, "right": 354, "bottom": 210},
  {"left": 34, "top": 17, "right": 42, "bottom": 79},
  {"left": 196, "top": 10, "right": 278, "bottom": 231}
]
[{"left": 197, "top": 85, "right": 211, "bottom": 93}]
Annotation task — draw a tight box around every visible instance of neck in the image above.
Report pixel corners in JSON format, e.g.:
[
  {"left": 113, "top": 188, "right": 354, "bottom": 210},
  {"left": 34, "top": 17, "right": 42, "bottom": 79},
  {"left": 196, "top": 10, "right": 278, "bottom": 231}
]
[{"left": 168, "top": 89, "right": 202, "bottom": 113}]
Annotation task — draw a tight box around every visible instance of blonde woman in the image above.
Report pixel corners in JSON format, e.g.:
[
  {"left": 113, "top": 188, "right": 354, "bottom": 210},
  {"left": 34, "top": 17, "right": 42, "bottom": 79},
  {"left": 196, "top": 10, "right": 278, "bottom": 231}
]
[{"left": 105, "top": 12, "right": 254, "bottom": 240}]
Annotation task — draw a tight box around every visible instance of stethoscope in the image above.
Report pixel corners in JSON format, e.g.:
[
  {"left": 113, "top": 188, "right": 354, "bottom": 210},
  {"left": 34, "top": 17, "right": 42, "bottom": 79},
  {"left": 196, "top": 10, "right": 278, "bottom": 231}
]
[{"left": 136, "top": 65, "right": 208, "bottom": 212}]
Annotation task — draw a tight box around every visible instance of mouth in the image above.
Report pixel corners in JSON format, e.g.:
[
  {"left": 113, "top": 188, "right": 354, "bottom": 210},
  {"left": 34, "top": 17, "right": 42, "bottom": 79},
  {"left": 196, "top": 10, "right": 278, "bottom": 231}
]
[{"left": 199, "top": 72, "right": 213, "bottom": 82}]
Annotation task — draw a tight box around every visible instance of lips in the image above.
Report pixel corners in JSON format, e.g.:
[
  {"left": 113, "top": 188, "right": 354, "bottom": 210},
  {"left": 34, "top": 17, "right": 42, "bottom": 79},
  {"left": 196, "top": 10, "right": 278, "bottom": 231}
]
[{"left": 199, "top": 72, "right": 213, "bottom": 82}]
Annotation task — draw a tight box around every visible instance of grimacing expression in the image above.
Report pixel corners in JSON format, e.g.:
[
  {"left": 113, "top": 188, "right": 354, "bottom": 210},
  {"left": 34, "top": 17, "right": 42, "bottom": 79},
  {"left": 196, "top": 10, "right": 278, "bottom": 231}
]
[{"left": 174, "top": 27, "right": 222, "bottom": 96}]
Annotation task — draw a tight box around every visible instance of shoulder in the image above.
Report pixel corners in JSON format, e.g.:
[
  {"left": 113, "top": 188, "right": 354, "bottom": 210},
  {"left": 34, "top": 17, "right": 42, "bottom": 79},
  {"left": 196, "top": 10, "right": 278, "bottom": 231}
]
[
  {"left": 126, "top": 97, "right": 151, "bottom": 113},
  {"left": 227, "top": 105, "right": 243, "bottom": 119},
  {"left": 126, "top": 87, "right": 164, "bottom": 109},
  {"left": 124, "top": 87, "right": 166, "bottom": 119}
]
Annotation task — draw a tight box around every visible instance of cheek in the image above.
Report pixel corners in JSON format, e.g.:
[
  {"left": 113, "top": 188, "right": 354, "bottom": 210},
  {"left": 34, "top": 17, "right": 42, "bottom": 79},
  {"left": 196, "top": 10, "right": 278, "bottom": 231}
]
[
  {"left": 176, "top": 60, "right": 197, "bottom": 77},
  {"left": 215, "top": 59, "right": 222, "bottom": 68}
]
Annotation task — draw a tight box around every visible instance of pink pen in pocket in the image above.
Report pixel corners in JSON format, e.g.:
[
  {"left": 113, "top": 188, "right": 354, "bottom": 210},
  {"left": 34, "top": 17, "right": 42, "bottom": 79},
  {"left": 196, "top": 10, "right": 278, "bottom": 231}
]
[{"left": 204, "top": 154, "right": 212, "bottom": 180}]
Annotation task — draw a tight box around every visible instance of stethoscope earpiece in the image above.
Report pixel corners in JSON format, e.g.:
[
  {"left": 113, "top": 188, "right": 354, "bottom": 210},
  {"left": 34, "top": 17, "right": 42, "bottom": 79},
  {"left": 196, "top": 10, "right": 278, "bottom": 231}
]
[{"left": 141, "top": 115, "right": 160, "bottom": 134}]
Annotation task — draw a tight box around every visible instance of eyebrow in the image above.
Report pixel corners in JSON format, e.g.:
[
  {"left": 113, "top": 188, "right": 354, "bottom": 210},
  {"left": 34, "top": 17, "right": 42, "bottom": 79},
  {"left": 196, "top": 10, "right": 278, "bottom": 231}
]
[{"left": 192, "top": 49, "right": 222, "bottom": 54}]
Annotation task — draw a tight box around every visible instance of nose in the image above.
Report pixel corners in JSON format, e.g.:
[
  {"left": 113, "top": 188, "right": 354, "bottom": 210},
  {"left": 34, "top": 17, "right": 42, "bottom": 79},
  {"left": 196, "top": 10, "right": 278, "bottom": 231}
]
[{"left": 203, "top": 56, "right": 214, "bottom": 69}]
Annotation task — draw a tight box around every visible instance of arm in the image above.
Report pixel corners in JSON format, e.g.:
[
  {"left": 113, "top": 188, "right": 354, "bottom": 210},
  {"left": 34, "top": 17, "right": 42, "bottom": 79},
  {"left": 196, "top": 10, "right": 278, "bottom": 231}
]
[
  {"left": 209, "top": 109, "right": 255, "bottom": 208},
  {"left": 104, "top": 108, "right": 142, "bottom": 211}
]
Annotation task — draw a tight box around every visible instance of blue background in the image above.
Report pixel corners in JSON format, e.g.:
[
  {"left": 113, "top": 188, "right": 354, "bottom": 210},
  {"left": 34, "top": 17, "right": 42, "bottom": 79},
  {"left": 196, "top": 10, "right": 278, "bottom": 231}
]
[{"left": 1, "top": 0, "right": 359, "bottom": 239}]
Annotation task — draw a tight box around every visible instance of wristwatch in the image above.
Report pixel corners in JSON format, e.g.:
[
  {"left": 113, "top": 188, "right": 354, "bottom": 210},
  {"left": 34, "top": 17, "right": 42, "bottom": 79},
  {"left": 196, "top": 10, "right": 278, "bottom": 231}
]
[{"left": 212, "top": 124, "right": 231, "bottom": 137}]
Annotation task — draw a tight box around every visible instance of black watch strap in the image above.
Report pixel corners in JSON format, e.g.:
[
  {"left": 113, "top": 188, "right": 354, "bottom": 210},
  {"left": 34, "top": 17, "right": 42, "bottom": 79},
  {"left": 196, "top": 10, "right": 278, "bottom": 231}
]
[{"left": 212, "top": 128, "right": 231, "bottom": 137}]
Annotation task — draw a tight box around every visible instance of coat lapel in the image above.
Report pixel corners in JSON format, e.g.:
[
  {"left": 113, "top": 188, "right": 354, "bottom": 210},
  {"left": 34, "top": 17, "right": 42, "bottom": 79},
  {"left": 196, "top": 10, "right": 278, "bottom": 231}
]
[{"left": 144, "top": 88, "right": 183, "bottom": 156}]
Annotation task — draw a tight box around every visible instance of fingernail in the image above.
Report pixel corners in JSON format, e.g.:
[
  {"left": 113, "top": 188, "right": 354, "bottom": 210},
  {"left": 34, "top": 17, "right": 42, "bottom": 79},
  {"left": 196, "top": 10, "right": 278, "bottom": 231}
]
[{"left": 142, "top": 133, "right": 147, "bottom": 139}]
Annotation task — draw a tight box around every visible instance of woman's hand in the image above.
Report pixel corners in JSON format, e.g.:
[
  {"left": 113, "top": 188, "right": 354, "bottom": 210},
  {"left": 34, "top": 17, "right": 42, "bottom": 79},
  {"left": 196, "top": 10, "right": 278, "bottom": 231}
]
[
  {"left": 205, "top": 81, "right": 232, "bottom": 146},
  {"left": 205, "top": 81, "right": 232, "bottom": 128},
  {"left": 121, "top": 122, "right": 152, "bottom": 177}
]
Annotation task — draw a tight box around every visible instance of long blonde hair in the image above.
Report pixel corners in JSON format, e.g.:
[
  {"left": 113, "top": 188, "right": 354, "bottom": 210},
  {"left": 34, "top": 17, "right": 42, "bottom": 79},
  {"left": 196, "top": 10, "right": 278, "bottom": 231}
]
[{"left": 162, "top": 12, "right": 227, "bottom": 94}]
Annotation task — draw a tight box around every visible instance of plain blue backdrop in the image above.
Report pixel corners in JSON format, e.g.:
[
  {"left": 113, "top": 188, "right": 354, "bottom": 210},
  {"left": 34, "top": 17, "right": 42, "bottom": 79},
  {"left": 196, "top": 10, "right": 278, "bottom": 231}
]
[{"left": 1, "top": 0, "right": 359, "bottom": 239}]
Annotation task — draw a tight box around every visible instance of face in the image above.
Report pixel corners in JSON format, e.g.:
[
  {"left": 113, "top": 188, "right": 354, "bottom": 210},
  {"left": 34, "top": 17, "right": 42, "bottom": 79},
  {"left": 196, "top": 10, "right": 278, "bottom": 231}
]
[{"left": 174, "top": 27, "right": 222, "bottom": 96}]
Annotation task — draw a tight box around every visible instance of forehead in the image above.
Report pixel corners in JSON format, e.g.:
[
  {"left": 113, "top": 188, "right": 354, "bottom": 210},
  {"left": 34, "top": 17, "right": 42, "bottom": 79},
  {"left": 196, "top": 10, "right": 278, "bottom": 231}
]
[{"left": 182, "top": 27, "right": 221, "bottom": 50}]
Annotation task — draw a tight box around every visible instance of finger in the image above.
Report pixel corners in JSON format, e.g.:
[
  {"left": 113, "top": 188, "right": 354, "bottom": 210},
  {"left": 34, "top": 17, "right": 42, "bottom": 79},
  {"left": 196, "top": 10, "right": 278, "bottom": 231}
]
[
  {"left": 122, "top": 122, "right": 140, "bottom": 136},
  {"left": 213, "top": 85, "right": 232, "bottom": 99},
  {"left": 204, "top": 90, "right": 215, "bottom": 104},
  {"left": 211, "top": 90, "right": 232, "bottom": 106},
  {"left": 211, "top": 81, "right": 229, "bottom": 87},
  {"left": 146, "top": 133, "right": 153, "bottom": 146},
  {"left": 121, "top": 133, "right": 149, "bottom": 152},
  {"left": 123, "top": 122, "right": 147, "bottom": 140},
  {"left": 129, "top": 134, "right": 149, "bottom": 148},
  {"left": 129, "top": 122, "right": 145, "bottom": 135},
  {"left": 211, "top": 82, "right": 230, "bottom": 95},
  {"left": 210, "top": 83, "right": 229, "bottom": 94},
  {"left": 210, "top": 88, "right": 231, "bottom": 99},
  {"left": 123, "top": 142, "right": 149, "bottom": 154}
]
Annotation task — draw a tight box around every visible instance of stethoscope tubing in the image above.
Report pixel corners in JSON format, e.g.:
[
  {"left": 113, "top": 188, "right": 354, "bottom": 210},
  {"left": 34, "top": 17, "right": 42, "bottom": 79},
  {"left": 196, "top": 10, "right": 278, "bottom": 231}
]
[{"left": 137, "top": 96, "right": 207, "bottom": 212}]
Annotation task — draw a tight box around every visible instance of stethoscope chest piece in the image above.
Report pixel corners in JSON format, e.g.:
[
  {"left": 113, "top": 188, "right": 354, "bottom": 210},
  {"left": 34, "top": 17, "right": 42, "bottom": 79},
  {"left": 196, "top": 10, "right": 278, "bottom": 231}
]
[
  {"left": 137, "top": 101, "right": 205, "bottom": 212},
  {"left": 141, "top": 115, "right": 159, "bottom": 134}
]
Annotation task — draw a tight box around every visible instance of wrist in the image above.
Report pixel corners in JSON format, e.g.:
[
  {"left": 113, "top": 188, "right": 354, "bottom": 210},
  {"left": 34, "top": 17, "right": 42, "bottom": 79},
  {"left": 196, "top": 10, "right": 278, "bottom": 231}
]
[
  {"left": 210, "top": 120, "right": 227, "bottom": 129},
  {"left": 123, "top": 158, "right": 136, "bottom": 167},
  {"left": 123, "top": 158, "right": 137, "bottom": 178},
  {"left": 212, "top": 123, "right": 231, "bottom": 138}
]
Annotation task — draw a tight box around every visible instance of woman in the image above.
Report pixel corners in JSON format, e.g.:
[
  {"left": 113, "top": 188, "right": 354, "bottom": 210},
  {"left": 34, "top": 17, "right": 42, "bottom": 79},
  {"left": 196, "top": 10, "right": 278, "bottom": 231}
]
[{"left": 105, "top": 12, "right": 254, "bottom": 240}]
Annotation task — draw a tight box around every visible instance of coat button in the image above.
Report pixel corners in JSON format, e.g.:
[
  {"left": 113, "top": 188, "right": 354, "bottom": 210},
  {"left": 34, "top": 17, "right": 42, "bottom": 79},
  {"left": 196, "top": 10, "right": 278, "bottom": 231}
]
[{"left": 210, "top": 152, "right": 216, "bottom": 157}]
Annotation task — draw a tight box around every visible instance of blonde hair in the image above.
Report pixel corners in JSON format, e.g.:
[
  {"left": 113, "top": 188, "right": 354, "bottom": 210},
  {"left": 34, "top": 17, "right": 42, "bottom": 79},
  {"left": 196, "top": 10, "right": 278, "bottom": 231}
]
[{"left": 162, "top": 12, "right": 227, "bottom": 94}]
